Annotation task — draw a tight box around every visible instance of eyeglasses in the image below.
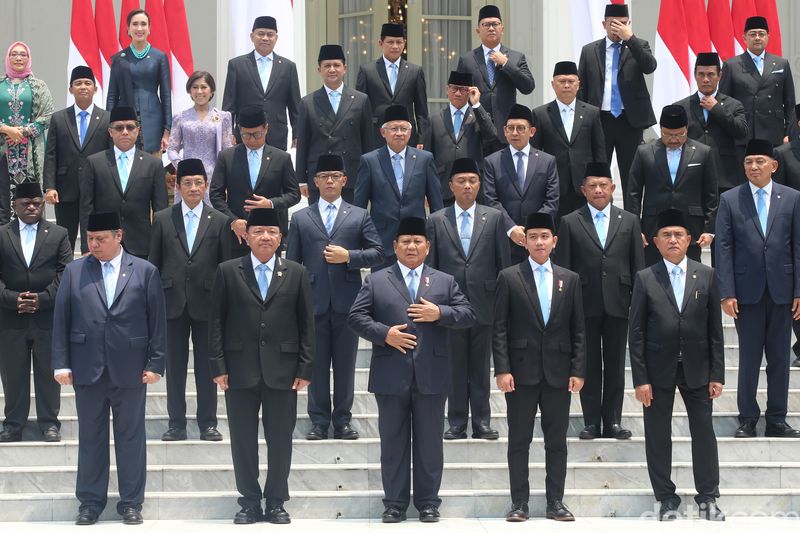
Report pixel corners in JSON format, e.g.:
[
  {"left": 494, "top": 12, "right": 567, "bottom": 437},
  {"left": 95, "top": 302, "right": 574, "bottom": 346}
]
[
  {"left": 241, "top": 131, "right": 266, "bottom": 140},
  {"left": 179, "top": 179, "right": 206, "bottom": 188},
  {"left": 504, "top": 125, "right": 529, "bottom": 133},
  {"left": 661, "top": 132, "right": 687, "bottom": 140},
  {"left": 385, "top": 126, "right": 411, "bottom": 134},
  {"left": 480, "top": 22, "right": 502, "bottom": 29},
  {"left": 315, "top": 173, "right": 344, "bottom": 182},
  {"left": 110, "top": 124, "right": 139, "bottom": 132},
  {"left": 448, "top": 85, "right": 470, "bottom": 94},
  {"left": 9, "top": 52, "right": 28, "bottom": 58}
]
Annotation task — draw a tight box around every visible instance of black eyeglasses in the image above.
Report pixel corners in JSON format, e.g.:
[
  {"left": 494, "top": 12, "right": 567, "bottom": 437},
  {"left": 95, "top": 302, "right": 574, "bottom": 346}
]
[{"left": 110, "top": 124, "right": 139, "bottom": 132}]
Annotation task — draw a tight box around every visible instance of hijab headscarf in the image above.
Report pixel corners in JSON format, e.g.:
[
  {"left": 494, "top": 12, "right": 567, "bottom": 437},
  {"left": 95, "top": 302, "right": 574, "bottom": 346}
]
[{"left": 5, "top": 41, "right": 32, "bottom": 80}]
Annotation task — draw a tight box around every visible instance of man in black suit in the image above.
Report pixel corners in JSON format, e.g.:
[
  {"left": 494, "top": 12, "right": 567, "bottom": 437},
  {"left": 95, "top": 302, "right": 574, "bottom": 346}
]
[
  {"left": 209, "top": 208, "right": 314, "bottom": 525},
  {"left": 626, "top": 105, "right": 718, "bottom": 265},
  {"left": 554, "top": 162, "right": 643, "bottom": 440},
  {"left": 456, "top": 5, "right": 535, "bottom": 145},
  {"left": 483, "top": 104, "right": 560, "bottom": 264},
  {"left": 210, "top": 107, "right": 299, "bottom": 258},
  {"left": 0, "top": 183, "right": 71, "bottom": 443},
  {"left": 577, "top": 3, "right": 657, "bottom": 197},
  {"left": 149, "top": 159, "right": 230, "bottom": 442},
  {"left": 349, "top": 217, "right": 475, "bottom": 523},
  {"left": 356, "top": 23, "right": 429, "bottom": 148},
  {"left": 221, "top": 16, "right": 301, "bottom": 151},
  {"left": 286, "top": 155, "right": 384, "bottom": 441},
  {"left": 426, "top": 158, "right": 510, "bottom": 440},
  {"left": 629, "top": 208, "right": 725, "bottom": 522},
  {"left": 494, "top": 212, "right": 585, "bottom": 522},
  {"left": 532, "top": 61, "right": 606, "bottom": 224},
  {"left": 719, "top": 16, "right": 796, "bottom": 160},
  {"left": 44, "top": 66, "right": 111, "bottom": 251},
  {"left": 79, "top": 106, "right": 168, "bottom": 259},
  {"left": 296, "top": 45, "right": 374, "bottom": 204}
]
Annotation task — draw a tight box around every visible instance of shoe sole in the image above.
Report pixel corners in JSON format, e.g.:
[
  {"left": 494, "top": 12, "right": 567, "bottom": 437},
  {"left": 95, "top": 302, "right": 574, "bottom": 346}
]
[
  {"left": 267, "top": 518, "right": 291, "bottom": 524},
  {"left": 443, "top": 434, "right": 467, "bottom": 440},
  {"left": 233, "top": 518, "right": 257, "bottom": 524},
  {"left": 505, "top": 516, "right": 528, "bottom": 522},
  {"left": 333, "top": 434, "right": 359, "bottom": 440},
  {"left": 419, "top": 517, "right": 439, "bottom": 523},
  {"left": 382, "top": 515, "right": 407, "bottom": 523},
  {"left": 122, "top": 519, "right": 143, "bottom": 525},
  {"left": 546, "top": 514, "right": 575, "bottom": 522},
  {"left": 199, "top": 435, "right": 223, "bottom": 441},
  {"left": 471, "top": 434, "right": 499, "bottom": 440}
]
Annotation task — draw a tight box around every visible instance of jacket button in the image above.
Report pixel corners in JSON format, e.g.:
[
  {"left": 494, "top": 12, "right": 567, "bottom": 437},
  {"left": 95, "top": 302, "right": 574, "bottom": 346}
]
[
  {"left": 465, "top": 262, "right": 469, "bottom": 267},
  {"left": 260, "top": 340, "right": 265, "bottom": 346},
  {"left": 260, "top": 323, "right": 265, "bottom": 328},
  {"left": 187, "top": 260, "right": 192, "bottom": 265}
]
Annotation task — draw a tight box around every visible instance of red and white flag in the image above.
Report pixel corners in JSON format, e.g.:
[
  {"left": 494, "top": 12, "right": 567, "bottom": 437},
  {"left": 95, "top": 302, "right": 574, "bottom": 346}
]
[
  {"left": 755, "top": 0, "right": 782, "bottom": 55},
  {"left": 165, "top": 0, "right": 195, "bottom": 114},
  {"left": 683, "top": 0, "right": 712, "bottom": 87},
  {"left": 707, "top": 0, "right": 737, "bottom": 61},
  {"left": 67, "top": 0, "right": 103, "bottom": 107},
  {"left": 652, "top": 0, "right": 691, "bottom": 132},
  {"left": 95, "top": 0, "right": 120, "bottom": 105},
  {"left": 731, "top": 0, "right": 757, "bottom": 54}
]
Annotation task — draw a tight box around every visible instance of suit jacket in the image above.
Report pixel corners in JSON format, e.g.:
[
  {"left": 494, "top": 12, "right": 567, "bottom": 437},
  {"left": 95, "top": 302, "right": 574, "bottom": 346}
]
[
  {"left": 80, "top": 148, "right": 168, "bottom": 256},
  {"left": 221, "top": 51, "right": 301, "bottom": 151},
  {"left": 426, "top": 204, "right": 510, "bottom": 325},
  {"left": 296, "top": 86, "right": 374, "bottom": 188},
  {"left": 51, "top": 251, "right": 167, "bottom": 387},
  {"left": 424, "top": 104, "right": 498, "bottom": 203},
  {"left": 209, "top": 143, "right": 299, "bottom": 236},
  {"left": 348, "top": 263, "right": 475, "bottom": 395},
  {"left": 626, "top": 138, "right": 719, "bottom": 240},
  {"left": 577, "top": 36, "right": 657, "bottom": 129},
  {"left": 0, "top": 219, "right": 72, "bottom": 330},
  {"left": 531, "top": 99, "right": 606, "bottom": 196},
  {"left": 492, "top": 261, "right": 585, "bottom": 388},
  {"left": 148, "top": 203, "right": 232, "bottom": 322},
  {"left": 356, "top": 57, "right": 429, "bottom": 146},
  {"left": 43, "top": 105, "right": 112, "bottom": 202},
  {"left": 208, "top": 255, "right": 314, "bottom": 390},
  {"left": 554, "top": 204, "right": 644, "bottom": 318},
  {"left": 719, "top": 52, "right": 796, "bottom": 146},
  {"left": 715, "top": 181, "right": 800, "bottom": 304},
  {"left": 456, "top": 45, "right": 535, "bottom": 143},
  {"left": 675, "top": 92, "right": 749, "bottom": 190},
  {"left": 482, "top": 146, "right": 560, "bottom": 231},
  {"left": 773, "top": 139, "right": 800, "bottom": 190},
  {"left": 353, "top": 146, "right": 444, "bottom": 252},
  {"left": 629, "top": 259, "right": 724, "bottom": 389},
  {"left": 286, "top": 201, "right": 384, "bottom": 315}
]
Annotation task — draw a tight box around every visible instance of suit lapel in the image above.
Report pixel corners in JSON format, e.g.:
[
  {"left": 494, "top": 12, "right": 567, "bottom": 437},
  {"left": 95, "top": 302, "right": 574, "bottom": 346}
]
[
  {"left": 577, "top": 205, "right": 603, "bottom": 250},
  {"left": 105, "top": 150, "right": 125, "bottom": 195},
  {"left": 330, "top": 202, "right": 353, "bottom": 238},
  {"left": 394, "top": 59, "right": 410, "bottom": 96},
  {"left": 549, "top": 265, "right": 566, "bottom": 323},
  {"left": 416, "top": 265, "right": 434, "bottom": 303},
  {"left": 7, "top": 224, "right": 26, "bottom": 266},
  {"left": 501, "top": 149, "right": 523, "bottom": 195},
  {"left": 548, "top": 102, "right": 569, "bottom": 144},
  {"left": 443, "top": 206, "right": 465, "bottom": 259},
  {"left": 654, "top": 143, "right": 671, "bottom": 186},
  {"left": 738, "top": 184, "right": 764, "bottom": 239},
  {"left": 442, "top": 107, "right": 457, "bottom": 143},
  {"left": 690, "top": 94, "right": 706, "bottom": 126},
  {"left": 332, "top": 87, "right": 356, "bottom": 127},
  {"left": 681, "top": 261, "right": 700, "bottom": 313},
  {"left": 307, "top": 203, "right": 328, "bottom": 236},
  {"left": 595, "top": 40, "right": 606, "bottom": 83},
  {"left": 401, "top": 149, "right": 418, "bottom": 196},
  {"left": 65, "top": 106, "right": 82, "bottom": 150},
  {"left": 759, "top": 54, "right": 779, "bottom": 87},
  {"left": 247, "top": 52, "right": 265, "bottom": 96},
  {"left": 171, "top": 204, "right": 190, "bottom": 256},
  {"left": 88, "top": 256, "right": 109, "bottom": 308},
  {"left": 112, "top": 252, "right": 134, "bottom": 304},
  {"left": 379, "top": 147, "right": 402, "bottom": 199},
  {"left": 603, "top": 206, "right": 625, "bottom": 249},
  {"left": 254, "top": 146, "right": 274, "bottom": 190},
  {"left": 522, "top": 150, "right": 539, "bottom": 195},
  {"left": 388, "top": 263, "right": 413, "bottom": 304},
  {"left": 518, "top": 260, "right": 545, "bottom": 327},
  {"left": 765, "top": 185, "right": 782, "bottom": 239},
  {"left": 673, "top": 143, "right": 695, "bottom": 188},
  {"left": 569, "top": 103, "right": 585, "bottom": 144},
  {"left": 82, "top": 107, "right": 105, "bottom": 150},
  {"left": 376, "top": 58, "right": 393, "bottom": 95},
  {"left": 29, "top": 221, "right": 51, "bottom": 266},
  {"left": 238, "top": 255, "right": 264, "bottom": 303},
  {"left": 122, "top": 150, "right": 147, "bottom": 196},
  {"left": 314, "top": 88, "right": 336, "bottom": 127},
  {"left": 473, "top": 47, "right": 490, "bottom": 86},
  {"left": 263, "top": 54, "right": 284, "bottom": 97},
  {"left": 233, "top": 145, "right": 251, "bottom": 192},
  {"left": 654, "top": 261, "right": 680, "bottom": 311},
  {"left": 740, "top": 52, "right": 762, "bottom": 83},
  {"left": 263, "top": 257, "right": 287, "bottom": 306},
  {"left": 467, "top": 205, "right": 489, "bottom": 259},
  {"left": 190, "top": 205, "right": 214, "bottom": 257}
]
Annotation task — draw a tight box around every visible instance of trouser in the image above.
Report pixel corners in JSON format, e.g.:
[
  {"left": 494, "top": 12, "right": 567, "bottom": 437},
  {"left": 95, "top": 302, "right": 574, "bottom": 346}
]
[
  {"left": 447, "top": 325, "right": 492, "bottom": 431},
  {"left": 601, "top": 111, "right": 644, "bottom": 203},
  {"left": 54, "top": 200, "right": 80, "bottom": 252},
  {"left": 579, "top": 315, "right": 627, "bottom": 430}
]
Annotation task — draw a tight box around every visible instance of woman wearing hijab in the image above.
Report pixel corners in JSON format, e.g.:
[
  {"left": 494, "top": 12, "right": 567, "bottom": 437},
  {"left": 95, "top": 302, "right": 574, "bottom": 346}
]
[
  {"left": 0, "top": 41, "right": 54, "bottom": 224},
  {"left": 167, "top": 71, "right": 233, "bottom": 205},
  {"left": 106, "top": 8, "right": 171, "bottom": 155}
]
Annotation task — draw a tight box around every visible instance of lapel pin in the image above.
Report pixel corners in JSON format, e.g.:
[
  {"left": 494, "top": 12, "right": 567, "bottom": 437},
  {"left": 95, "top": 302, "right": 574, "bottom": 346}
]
[
  {"left": 691, "top": 146, "right": 696, "bottom": 150},
  {"left": 277, "top": 271, "right": 283, "bottom": 277},
  {"left": 481, "top": 215, "right": 486, "bottom": 222},
  {"left": 207, "top": 215, "right": 211, "bottom": 219},
  {"left": 558, "top": 279, "right": 564, "bottom": 292},
  {"left": 278, "top": 59, "right": 282, "bottom": 63},
  {"left": 95, "top": 116, "right": 99, "bottom": 120},
  {"left": 777, "top": 194, "right": 781, "bottom": 199},
  {"left": 266, "top": 157, "right": 270, "bottom": 161},
  {"left": 424, "top": 276, "right": 430, "bottom": 287},
  {"left": 122, "top": 273, "right": 126, "bottom": 277},
  {"left": 139, "top": 156, "right": 143, "bottom": 160},
  {"left": 121, "top": 52, "right": 126, "bottom": 57},
  {"left": 535, "top": 152, "right": 539, "bottom": 157},
  {"left": 579, "top": 115, "right": 583, "bottom": 119},
  {"left": 617, "top": 214, "right": 622, "bottom": 219},
  {"left": 692, "top": 274, "right": 697, "bottom": 279},
  {"left": 412, "top": 154, "right": 416, "bottom": 159}
]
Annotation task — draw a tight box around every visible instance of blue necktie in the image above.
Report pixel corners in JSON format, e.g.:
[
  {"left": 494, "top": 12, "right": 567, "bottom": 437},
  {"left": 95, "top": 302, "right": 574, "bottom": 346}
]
[
  {"left": 703, "top": 108, "right": 709, "bottom": 123},
  {"left": 486, "top": 52, "right": 496, "bottom": 86},
  {"left": 406, "top": 270, "right": 418, "bottom": 302},
  {"left": 756, "top": 188, "right": 768, "bottom": 234},
  {"left": 459, "top": 211, "right": 472, "bottom": 255},
  {"left": 389, "top": 63, "right": 398, "bottom": 93},
  {"left": 392, "top": 154, "right": 404, "bottom": 192},
  {"left": 103, "top": 261, "right": 115, "bottom": 306},
  {"left": 118, "top": 152, "right": 129, "bottom": 191},
  {"left": 670, "top": 265, "right": 684, "bottom": 310},
  {"left": 453, "top": 109, "right": 463, "bottom": 140},
  {"left": 330, "top": 90, "right": 340, "bottom": 113},
  {"left": 185, "top": 211, "right": 197, "bottom": 252},
  {"left": 595, "top": 211, "right": 607, "bottom": 248},
  {"left": 256, "top": 264, "right": 270, "bottom": 300},
  {"left": 515, "top": 151, "right": 525, "bottom": 190},
  {"left": 324, "top": 203, "right": 336, "bottom": 235},
  {"left": 22, "top": 224, "right": 35, "bottom": 266},
  {"left": 78, "top": 111, "right": 88, "bottom": 147},
  {"left": 562, "top": 106, "right": 574, "bottom": 138},
  {"left": 753, "top": 55, "right": 763, "bottom": 75},
  {"left": 248, "top": 150, "right": 260, "bottom": 189},
  {"left": 258, "top": 56, "right": 271, "bottom": 91},
  {"left": 668, "top": 149, "right": 680, "bottom": 184},
  {"left": 610, "top": 42, "right": 622, "bottom": 117},
  {"left": 536, "top": 265, "right": 550, "bottom": 324}
]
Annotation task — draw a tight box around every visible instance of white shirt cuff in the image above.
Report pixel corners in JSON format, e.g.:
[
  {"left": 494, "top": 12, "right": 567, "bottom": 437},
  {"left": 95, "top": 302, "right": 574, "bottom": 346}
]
[{"left": 54, "top": 369, "right": 71, "bottom": 377}]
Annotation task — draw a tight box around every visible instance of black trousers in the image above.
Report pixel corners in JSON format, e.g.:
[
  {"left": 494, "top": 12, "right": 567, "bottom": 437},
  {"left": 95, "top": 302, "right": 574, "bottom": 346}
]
[
  {"left": 165, "top": 310, "right": 217, "bottom": 430},
  {"left": 54, "top": 200, "right": 80, "bottom": 252},
  {"left": 74, "top": 370, "right": 147, "bottom": 514},
  {"left": 375, "top": 388, "right": 447, "bottom": 510},
  {"left": 447, "top": 324, "right": 492, "bottom": 430},
  {"left": 579, "top": 315, "right": 627, "bottom": 429},
  {"left": 506, "top": 382, "right": 570, "bottom": 503},
  {"left": 0, "top": 325, "right": 60, "bottom": 433},
  {"left": 601, "top": 111, "right": 644, "bottom": 202},
  {"left": 307, "top": 309, "right": 358, "bottom": 428},
  {"left": 643, "top": 363, "right": 720, "bottom": 504},
  {"left": 225, "top": 381, "right": 297, "bottom": 508},
  {"left": 735, "top": 292, "right": 792, "bottom": 424}
]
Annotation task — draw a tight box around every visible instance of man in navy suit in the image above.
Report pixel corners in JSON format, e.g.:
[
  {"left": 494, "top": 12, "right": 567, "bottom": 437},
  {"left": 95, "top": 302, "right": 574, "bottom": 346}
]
[
  {"left": 349, "top": 217, "right": 475, "bottom": 523},
  {"left": 354, "top": 105, "right": 444, "bottom": 269},
  {"left": 715, "top": 138, "right": 800, "bottom": 438},
  {"left": 51, "top": 212, "right": 167, "bottom": 525},
  {"left": 287, "top": 154, "right": 384, "bottom": 441}
]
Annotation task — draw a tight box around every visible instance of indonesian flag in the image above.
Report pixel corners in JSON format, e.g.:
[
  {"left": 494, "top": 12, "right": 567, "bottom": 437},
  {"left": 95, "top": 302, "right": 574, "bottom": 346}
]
[
  {"left": 67, "top": 0, "right": 104, "bottom": 107},
  {"left": 683, "top": 0, "right": 711, "bottom": 91},
  {"left": 165, "top": 0, "right": 195, "bottom": 115},
  {"left": 708, "top": 0, "right": 737, "bottom": 61},
  {"left": 569, "top": 0, "right": 626, "bottom": 62},
  {"left": 731, "top": 0, "right": 757, "bottom": 54},
  {"left": 755, "top": 0, "right": 782, "bottom": 55},
  {"left": 652, "top": 0, "right": 691, "bottom": 133},
  {"left": 119, "top": 0, "right": 141, "bottom": 49}
]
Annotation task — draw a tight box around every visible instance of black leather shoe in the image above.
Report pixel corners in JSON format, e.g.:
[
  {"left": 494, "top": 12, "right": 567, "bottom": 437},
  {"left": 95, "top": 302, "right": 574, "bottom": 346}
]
[
  {"left": 381, "top": 506, "right": 407, "bottom": 523},
  {"left": 333, "top": 423, "right": 359, "bottom": 440},
  {"left": 765, "top": 422, "right": 800, "bottom": 438},
  {"left": 734, "top": 420, "right": 757, "bottom": 438},
  {"left": 265, "top": 503, "right": 291, "bottom": 524},
  {"left": 579, "top": 424, "right": 600, "bottom": 440},
  {"left": 120, "top": 507, "right": 143, "bottom": 525},
  {"left": 418, "top": 505, "right": 440, "bottom": 523},
  {"left": 75, "top": 509, "right": 99, "bottom": 525},
  {"left": 505, "top": 502, "right": 529, "bottom": 522},
  {"left": 792, "top": 358, "right": 800, "bottom": 368},
  {"left": 472, "top": 424, "right": 499, "bottom": 440},
  {"left": 200, "top": 427, "right": 223, "bottom": 441},
  {"left": 42, "top": 427, "right": 61, "bottom": 442},
  {"left": 658, "top": 499, "right": 681, "bottom": 521},
  {"left": 233, "top": 506, "right": 263, "bottom": 524},
  {"left": 443, "top": 425, "right": 467, "bottom": 440},
  {"left": 0, "top": 429, "right": 21, "bottom": 443},
  {"left": 306, "top": 424, "right": 329, "bottom": 440},
  {"left": 698, "top": 501, "right": 725, "bottom": 521},
  {"left": 546, "top": 500, "right": 575, "bottom": 521},
  {"left": 602, "top": 423, "right": 632, "bottom": 440},
  {"left": 161, "top": 427, "right": 187, "bottom": 441}
]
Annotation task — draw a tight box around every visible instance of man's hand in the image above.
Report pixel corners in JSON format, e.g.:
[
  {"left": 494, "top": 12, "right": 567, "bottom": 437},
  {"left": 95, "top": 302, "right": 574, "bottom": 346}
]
[
  {"left": 641, "top": 233, "right": 648, "bottom": 247},
  {"left": 609, "top": 18, "right": 633, "bottom": 41},
  {"left": 231, "top": 219, "right": 247, "bottom": 244},
  {"left": 160, "top": 131, "right": 170, "bottom": 152},
  {"left": 407, "top": 298, "right": 441, "bottom": 323},
  {"left": 244, "top": 194, "right": 272, "bottom": 212},
  {"left": 496, "top": 373, "right": 515, "bottom": 393},
  {"left": 793, "top": 298, "right": 800, "bottom": 320},
  {"left": 323, "top": 245, "right": 350, "bottom": 264},
  {"left": 699, "top": 95, "right": 719, "bottom": 110},
  {"left": 416, "top": 144, "right": 424, "bottom": 150},
  {"left": 468, "top": 86, "right": 481, "bottom": 105},
  {"left": 292, "top": 378, "right": 311, "bottom": 391},
  {"left": 54, "top": 372, "right": 73, "bottom": 386},
  {"left": 142, "top": 371, "right": 161, "bottom": 385},
  {"left": 213, "top": 374, "right": 229, "bottom": 391},
  {"left": 721, "top": 297, "right": 738, "bottom": 319},
  {"left": 635, "top": 384, "right": 653, "bottom": 407},
  {"left": 784, "top": 136, "right": 790, "bottom": 144},
  {"left": 568, "top": 376, "right": 584, "bottom": 393},
  {"left": 45, "top": 189, "right": 59, "bottom": 204},
  {"left": 709, "top": 381, "right": 723, "bottom": 400},
  {"left": 291, "top": 139, "right": 298, "bottom": 150},
  {"left": 488, "top": 50, "right": 508, "bottom": 67},
  {"left": 17, "top": 292, "right": 39, "bottom": 314},
  {"left": 299, "top": 184, "right": 309, "bottom": 198},
  {"left": 510, "top": 226, "right": 526, "bottom": 247},
  {"left": 697, "top": 233, "right": 714, "bottom": 247},
  {"left": 385, "top": 323, "right": 417, "bottom": 354}
]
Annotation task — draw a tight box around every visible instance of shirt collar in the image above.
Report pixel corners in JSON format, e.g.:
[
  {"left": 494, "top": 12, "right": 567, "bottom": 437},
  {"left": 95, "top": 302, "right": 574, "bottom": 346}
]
[
  {"left": 697, "top": 90, "right": 718, "bottom": 100},
  {"left": 747, "top": 49, "right": 766, "bottom": 62},
  {"left": 251, "top": 252, "right": 277, "bottom": 273},
  {"left": 248, "top": 145, "right": 264, "bottom": 158},
  {"left": 18, "top": 219, "right": 39, "bottom": 232},
  {"left": 449, "top": 102, "right": 470, "bottom": 116},
  {"left": 383, "top": 56, "right": 401, "bottom": 69},
  {"left": 482, "top": 43, "right": 501, "bottom": 56},
  {"left": 606, "top": 36, "right": 620, "bottom": 49},
  {"left": 454, "top": 202, "right": 477, "bottom": 220},
  {"left": 587, "top": 202, "right": 611, "bottom": 219},
  {"left": 319, "top": 196, "right": 343, "bottom": 212},
  {"left": 181, "top": 200, "right": 204, "bottom": 219},
  {"left": 556, "top": 98, "right": 576, "bottom": 113},
  {"left": 397, "top": 261, "right": 424, "bottom": 280},
  {"left": 74, "top": 103, "right": 94, "bottom": 118},
  {"left": 254, "top": 50, "right": 274, "bottom": 62},
  {"left": 389, "top": 146, "right": 407, "bottom": 159},
  {"left": 510, "top": 144, "right": 531, "bottom": 158},
  {"left": 113, "top": 145, "right": 136, "bottom": 160},
  {"left": 528, "top": 257, "right": 552, "bottom": 273},
  {"left": 663, "top": 255, "right": 688, "bottom": 275},
  {"left": 749, "top": 179, "right": 773, "bottom": 197},
  {"left": 104, "top": 248, "right": 124, "bottom": 270},
  {"left": 325, "top": 83, "right": 345, "bottom": 95}
]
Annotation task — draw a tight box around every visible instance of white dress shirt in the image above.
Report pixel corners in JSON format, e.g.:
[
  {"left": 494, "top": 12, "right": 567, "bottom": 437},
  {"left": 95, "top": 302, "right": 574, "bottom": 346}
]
[
  {"left": 397, "top": 261, "right": 424, "bottom": 297},
  {"left": 507, "top": 144, "right": 531, "bottom": 237},
  {"left": 556, "top": 98, "right": 576, "bottom": 138},
  {"left": 74, "top": 103, "right": 95, "bottom": 122},
  {"left": 482, "top": 44, "right": 502, "bottom": 64},
  {"left": 383, "top": 56, "right": 401, "bottom": 90},
  {"left": 251, "top": 253, "right": 277, "bottom": 287},
  {"left": 181, "top": 200, "right": 203, "bottom": 244},
  {"left": 325, "top": 83, "right": 345, "bottom": 103},
  {"left": 18, "top": 219, "right": 38, "bottom": 266},
  {"left": 663, "top": 255, "right": 688, "bottom": 309},
  {"left": 317, "top": 196, "right": 343, "bottom": 220},
  {"left": 454, "top": 202, "right": 477, "bottom": 235},
  {"left": 113, "top": 145, "right": 136, "bottom": 175},
  {"left": 254, "top": 50, "right": 274, "bottom": 91},
  {"left": 747, "top": 49, "right": 766, "bottom": 74},
  {"left": 602, "top": 37, "right": 625, "bottom": 112},
  {"left": 528, "top": 257, "right": 553, "bottom": 300},
  {"left": 389, "top": 146, "right": 407, "bottom": 175},
  {"left": 749, "top": 179, "right": 773, "bottom": 212}
]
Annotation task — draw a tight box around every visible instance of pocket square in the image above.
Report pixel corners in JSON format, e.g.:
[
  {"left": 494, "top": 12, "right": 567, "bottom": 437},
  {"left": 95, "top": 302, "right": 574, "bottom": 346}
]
[
  {"left": 773, "top": 69, "right": 785, "bottom": 73},
  {"left": 687, "top": 163, "right": 702, "bottom": 167}
]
